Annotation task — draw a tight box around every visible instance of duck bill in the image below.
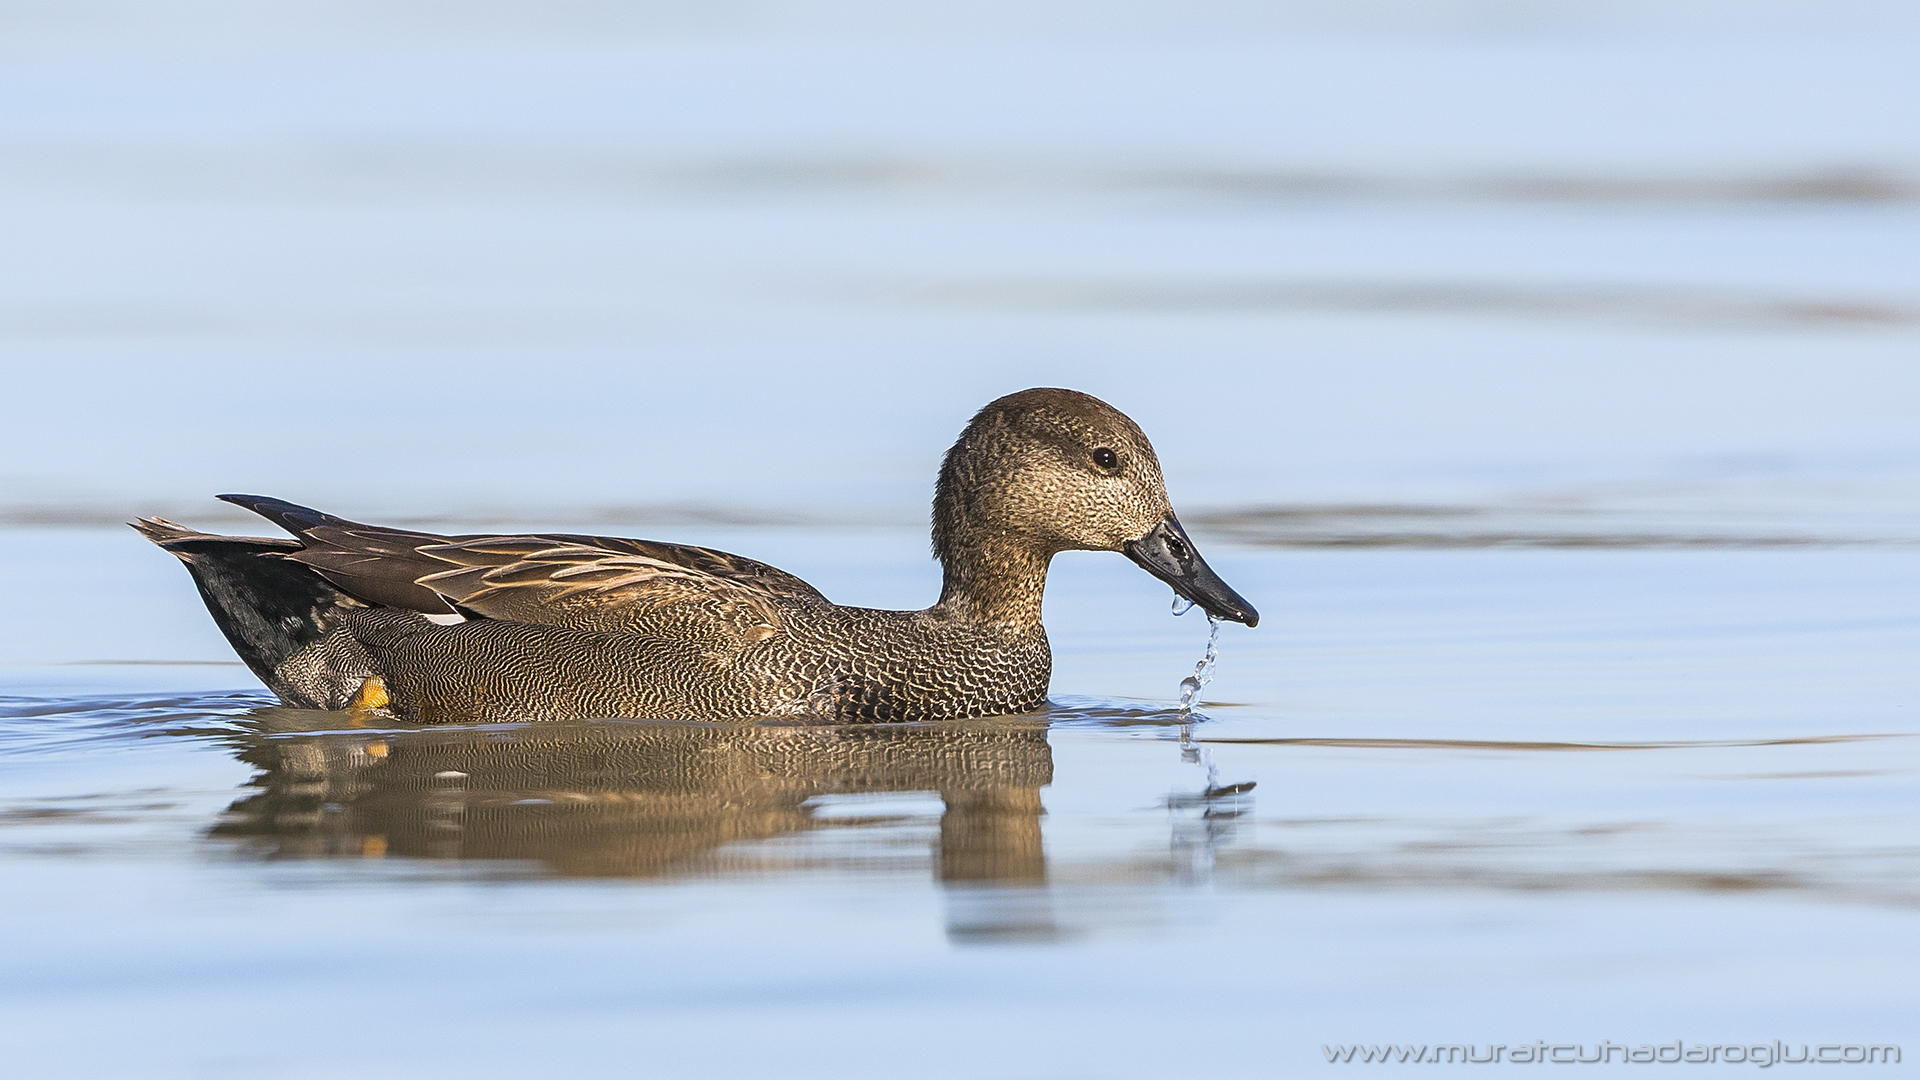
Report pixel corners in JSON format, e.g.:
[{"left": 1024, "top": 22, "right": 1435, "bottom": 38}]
[{"left": 1123, "top": 515, "right": 1259, "bottom": 627}]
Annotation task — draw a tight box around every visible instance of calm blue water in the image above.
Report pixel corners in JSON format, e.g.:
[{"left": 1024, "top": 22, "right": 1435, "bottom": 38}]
[{"left": 4, "top": 531, "right": 1918, "bottom": 1076}]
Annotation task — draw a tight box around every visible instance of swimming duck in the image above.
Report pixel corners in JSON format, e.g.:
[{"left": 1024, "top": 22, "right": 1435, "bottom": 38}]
[{"left": 136, "top": 388, "right": 1257, "bottom": 723}]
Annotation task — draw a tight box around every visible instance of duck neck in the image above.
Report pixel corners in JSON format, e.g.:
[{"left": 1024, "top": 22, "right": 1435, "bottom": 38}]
[{"left": 933, "top": 529, "right": 1054, "bottom": 628}]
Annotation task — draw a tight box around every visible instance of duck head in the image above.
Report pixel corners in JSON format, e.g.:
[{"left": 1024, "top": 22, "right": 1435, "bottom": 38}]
[{"left": 933, "top": 388, "right": 1258, "bottom": 627}]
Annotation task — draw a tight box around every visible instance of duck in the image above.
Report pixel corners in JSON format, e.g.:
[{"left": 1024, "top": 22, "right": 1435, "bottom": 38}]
[{"left": 135, "top": 388, "right": 1258, "bottom": 724}]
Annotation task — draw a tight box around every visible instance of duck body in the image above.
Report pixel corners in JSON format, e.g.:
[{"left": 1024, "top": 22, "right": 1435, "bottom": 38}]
[
  {"left": 138, "top": 389, "right": 1255, "bottom": 724},
  {"left": 347, "top": 597, "right": 1050, "bottom": 724}
]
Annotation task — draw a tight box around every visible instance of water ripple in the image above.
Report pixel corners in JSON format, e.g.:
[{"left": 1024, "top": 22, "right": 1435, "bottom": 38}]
[{"left": 0, "top": 691, "right": 272, "bottom": 756}]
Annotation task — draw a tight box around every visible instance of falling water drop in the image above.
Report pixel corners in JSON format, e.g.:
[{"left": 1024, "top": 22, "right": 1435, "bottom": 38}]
[
  {"left": 1166, "top": 606, "right": 1250, "bottom": 884},
  {"left": 1171, "top": 594, "right": 1195, "bottom": 616},
  {"left": 1177, "top": 613, "right": 1223, "bottom": 716}
]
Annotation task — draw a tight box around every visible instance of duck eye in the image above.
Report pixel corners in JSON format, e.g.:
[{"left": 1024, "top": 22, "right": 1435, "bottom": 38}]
[{"left": 1092, "top": 447, "right": 1119, "bottom": 470}]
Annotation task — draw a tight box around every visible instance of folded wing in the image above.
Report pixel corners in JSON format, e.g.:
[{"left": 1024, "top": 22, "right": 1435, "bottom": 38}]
[
  {"left": 218, "top": 494, "right": 825, "bottom": 645},
  {"left": 414, "top": 537, "right": 794, "bottom": 643}
]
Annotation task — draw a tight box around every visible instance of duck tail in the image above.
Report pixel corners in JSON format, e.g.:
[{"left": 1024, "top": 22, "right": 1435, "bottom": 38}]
[
  {"left": 132, "top": 517, "right": 396, "bottom": 709},
  {"left": 213, "top": 493, "right": 364, "bottom": 539}
]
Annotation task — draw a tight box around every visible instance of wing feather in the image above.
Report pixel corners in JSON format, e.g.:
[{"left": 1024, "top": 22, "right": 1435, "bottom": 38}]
[
  {"left": 222, "top": 497, "right": 827, "bottom": 642},
  {"left": 414, "top": 540, "right": 792, "bottom": 645}
]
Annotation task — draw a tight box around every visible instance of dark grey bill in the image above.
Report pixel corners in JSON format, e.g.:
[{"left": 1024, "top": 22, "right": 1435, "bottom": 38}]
[{"left": 1123, "top": 514, "right": 1259, "bottom": 626}]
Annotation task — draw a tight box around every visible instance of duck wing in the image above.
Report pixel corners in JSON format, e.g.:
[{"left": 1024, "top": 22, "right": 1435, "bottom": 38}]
[
  {"left": 217, "top": 495, "right": 828, "bottom": 639},
  {"left": 410, "top": 536, "right": 804, "bottom": 643},
  {"left": 519, "top": 532, "right": 827, "bottom": 607}
]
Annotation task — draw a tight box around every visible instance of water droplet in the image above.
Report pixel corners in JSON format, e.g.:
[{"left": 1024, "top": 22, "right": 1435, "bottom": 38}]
[
  {"left": 1177, "top": 614, "right": 1223, "bottom": 716},
  {"left": 1171, "top": 595, "right": 1195, "bottom": 616}
]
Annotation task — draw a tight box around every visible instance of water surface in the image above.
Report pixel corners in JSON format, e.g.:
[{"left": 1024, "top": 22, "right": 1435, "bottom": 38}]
[{"left": 3, "top": 529, "right": 1916, "bottom": 1077}]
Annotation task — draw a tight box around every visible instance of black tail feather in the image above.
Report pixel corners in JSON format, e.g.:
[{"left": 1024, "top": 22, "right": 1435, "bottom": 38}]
[
  {"left": 215, "top": 494, "right": 367, "bottom": 540},
  {"left": 134, "top": 519, "right": 399, "bottom": 709},
  {"left": 213, "top": 494, "right": 460, "bottom": 613}
]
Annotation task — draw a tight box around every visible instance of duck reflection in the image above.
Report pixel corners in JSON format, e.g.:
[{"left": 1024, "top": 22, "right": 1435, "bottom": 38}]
[{"left": 210, "top": 710, "right": 1058, "bottom": 938}]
